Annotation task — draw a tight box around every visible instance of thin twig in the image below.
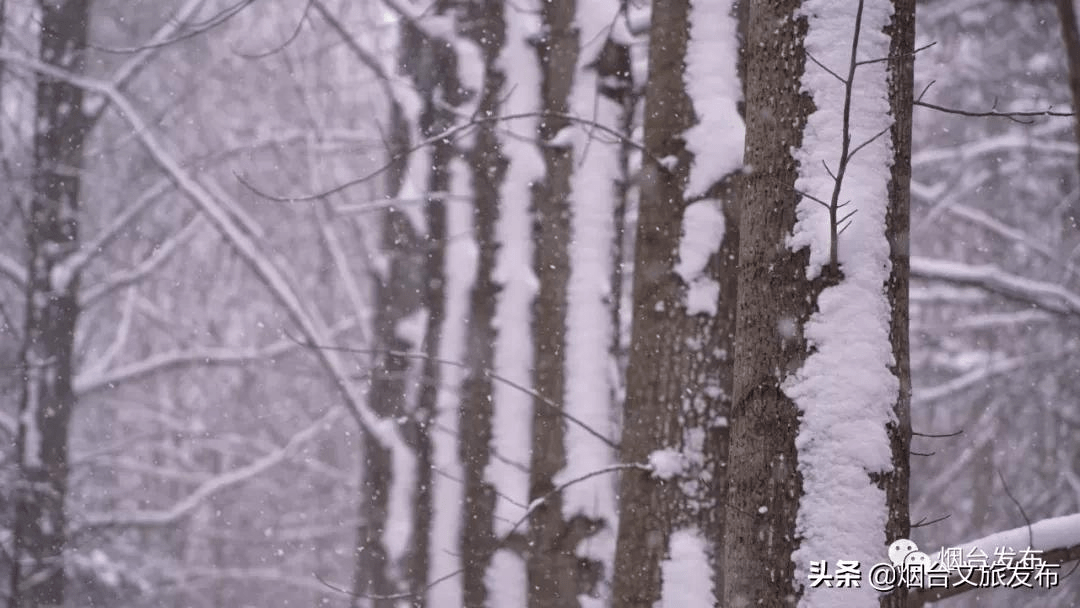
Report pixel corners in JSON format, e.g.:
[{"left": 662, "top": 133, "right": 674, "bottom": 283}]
[
  {"left": 283, "top": 332, "right": 621, "bottom": 450},
  {"left": 232, "top": 0, "right": 313, "bottom": 59},
  {"left": 911, "top": 513, "right": 951, "bottom": 529},
  {"left": 806, "top": 50, "right": 847, "bottom": 85},
  {"left": 236, "top": 111, "right": 659, "bottom": 202},
  {"left": 997, "top": 469, "right": 1034, "bottom": 549},
  {"left": 317, "top": 462, "right": 650, "bottom": 600},
  {"left": 914, "top": 99, "right": 1073, "bottom": 122},
  {"left": 912, "top": 428, "right": 963, "bottom": 438}
]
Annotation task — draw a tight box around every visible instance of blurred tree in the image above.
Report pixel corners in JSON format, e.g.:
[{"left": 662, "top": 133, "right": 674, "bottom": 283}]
[{"left": 10, "top": 2, "right": 93, "bottom": 606}]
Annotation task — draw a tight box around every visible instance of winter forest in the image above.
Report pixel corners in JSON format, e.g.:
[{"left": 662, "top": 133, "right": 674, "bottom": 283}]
[{"left": 3, "top": 0, "right": 1080, "bottom": 607}]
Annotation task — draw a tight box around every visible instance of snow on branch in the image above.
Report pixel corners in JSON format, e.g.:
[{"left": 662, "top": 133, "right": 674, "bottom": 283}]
[
  {"left": 0, "top": 48, "right": 407, "bottom": 451},
  {"left": 911, "top": 256, "right": 1080, "bottom": 317},
  {"left": 75, "top": 408, "right": 345, "bottom": 531},
  {"left": 80, "top": 214, "right": 206, "bottom": 307},
  {"left": 0, "top": 250, "right": 26, "bottom": 288},
  {"left": 911, "top": 129, "right": 1076, "bottom": 168},
  {"left": 910, "top": 513, "right": 1080, "bottom": 606},
  {"left": 50, "top": 178, "right": 174, "bottom": 292},
  {"left": 73, "top": 319, "right": 356, "bottom": 396}
]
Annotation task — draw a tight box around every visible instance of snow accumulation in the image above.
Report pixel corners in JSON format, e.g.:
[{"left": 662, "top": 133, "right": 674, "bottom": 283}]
[
  {"left": 675, "top": 201, "right": 725, "bottom": 316},
  {"left": 487, "top": 549, "right": 528, "bottom": 608},
  {"left": 558, "top": 2, "right": 623, "bottom": 605},
  {"left": 487, "top": 0, "right": 541, "bottom": 533},
  {"left": 485, "top": 3, "right": 543, "bottom": 605},
  {"left": 784, "top": 2, "right": 899, "bottom": 607},
  {"left": 381, "top": 416, "right": 417, "bottom": 568},
  {"left": 685, "top": 0, "right": 744, "bottom": 195},
  {"left": 675, "top": 0, "right": 742, "bottom": 316},
  {"left": 658, "top": 528, "right": 716, "bottom": 608},
  {"left": 951, "top": 513, "right": 1080, "bottom": 564},
  {"left": 648, "top": 448, "right": 686, "bottom": 481},
  {"left": 428, "top": 158, "right": 474, "bottom": 607}
]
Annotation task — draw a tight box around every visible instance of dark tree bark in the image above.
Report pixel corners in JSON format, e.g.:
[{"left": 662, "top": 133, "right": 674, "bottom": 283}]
[
  {"left": 1056, "top": 0, "right": 1080, "bottom": 241},
  {"left": 9, "top": 2, "right": 93, "bottom": 607},
  {"left": 458, "top": 0, "right": 508, "bottom": 604},
  {"left": 355, "top": 10, "right": 469, "bottom": 605},
  {"left": 883, "top": 3, "right": 916, "bottom": 607},
  {"left": 610, "top": 0, "right": 741, "bottom": 605},
  {"left": 353, "top": 206, "right": 423, "bottom": 608},
  {"left": 528, "top": 0, "right": 579, "bottom": 605}
]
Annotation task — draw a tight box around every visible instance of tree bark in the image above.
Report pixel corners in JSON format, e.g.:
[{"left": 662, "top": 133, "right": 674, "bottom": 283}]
[
  {"left": 458, "top": 1, "right": 508, "bottom": 605},
  {"left": 610, "top": 0, "right": 742, "bottom": 605},
  {"left": 1055, "top": 0, "right": 1080, "bottom": 245},
  {"left": 10, "top": 2, "right": 93, "bottom": 607},
  {"left": 528, "top": 0, "right": 579, "bottom": 605}
]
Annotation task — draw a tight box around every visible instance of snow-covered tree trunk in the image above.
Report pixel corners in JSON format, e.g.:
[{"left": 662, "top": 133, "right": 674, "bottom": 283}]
[
  {"left": 356, "top": 8, "right": 474, "bottom": 604},
  {"left": 10, "top": 2, "right": 93, "bottom": 606},
  {"left": 457, "top": 0, "right": 511, "bottom": 604},
  {"left": 353, "top": 204, "right": 424, "bottom": 607},
  {"left": 610, "top": 0, "right": 743, "bottom": 606},
  {"left": 724, "top": 1, "right": 913, "bottom": 606},
  {"left": 526, "top": 1, "right": 578, "bottom": 605},
  {"left": 560, "top": 1, "right": 627, "bottom": 605}
]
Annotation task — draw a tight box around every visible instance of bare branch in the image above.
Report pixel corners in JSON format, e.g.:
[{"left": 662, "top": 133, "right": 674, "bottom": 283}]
[
  {"left": 915, "top": 99, "right": 1073, "bottom": 122},
  {"left": 853, "top": 40, "right": 937, "bottom": 66},
  {"left": 237, "top": 111, "right": 659, "bottom": 202},
  {"left": 911, "top": 513, "right": 951, "bottom": 529},
  {"left": 912, "top": 428, "right": 963, "bottom": 438},
  {"left": 89, "top": 0, "right": 256, "bottom": 54},
  {"left": 232, "top": 0, "right": 313, "bottom": 59},
  {"left": 284, "top": 334, "right": 621, "bottom": 450},
  {"left": 319, "top": 463, "right": 650, "bottom": 601},
  {"left": 911, "top": 256, "right": 1080, "bottom": 317},
  {"left": 75, "top": 407, "right": 345, "bottom": 531},
  {"left": 805, "top": 50, "right": 847, "bottom": 85},
  {"left": 0, "top": 251, "right": 25, "bottom": 288},
  {"left": 0, "top": 49, "right": 408, "bottom": 451},
  {"left": 80, "top": 214, "right": 206, "bottom": 307}
]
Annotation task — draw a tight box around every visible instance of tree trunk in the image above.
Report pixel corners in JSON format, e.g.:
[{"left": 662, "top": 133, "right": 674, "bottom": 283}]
[
  {"left": 610, "top": 0, "right": 743, "bottom": 605},
  {"left": 353, "top": 205, "right": 424, "bottom": 608},
  {"left": 10, "top": 2, "right": 93, "bottom": 607},
  {"left": 1055, "top": 0, "right": 1080, "bottom": 249},
  {"left": 724, "top": 1, "right": 912, "bottom": 606},
  {"left": 457, "top": 0, "right": 507, "bottom": 605},
  {"left": 528, "top": 0, "right": 579, "bottom": 606}
]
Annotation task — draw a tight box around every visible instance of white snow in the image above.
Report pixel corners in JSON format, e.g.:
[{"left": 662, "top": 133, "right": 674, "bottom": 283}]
[
  {"left": 675, "top": 200, "right": 726, "bottom": 316},
  {"left": 546, "top": 126, "right": 577, "bottom": 149},
  {"left": 684, "top": 0, "right": 744, "bottom": 196},
  {"left": 658, "top": 528, "right": 716, "bottom": 608},
  {"left": 487, "top": 549, "right": 528, "bottom": 608},
  {"left": 486, "top": 1, "right": 543, "bottom": 559},
  {"left": 952, "top": 513, "right": 1080, "bottom": 558},
  {"left": 783, "top": 2, "right": 901, "bottom": 607},
  {"left": 426, "top": 157, "right": 473, "bottom": 608},
  {"left": 648, "top": 448, "right": 686, "bottom": 481},
  {"left": 381, "top": 416, "right": 417, "bottom": 567},
  {"left": 20, "top": 380, "right": 42, "bottom": 468},
  {"left": 393, "top": 307, "right": 427, "bottom": 346},
  {"left": 674, "top": 0, "right": 743, "bottom": 317},
  {"left": 556, "top": 1, "right": 624, "bottom": 602}
]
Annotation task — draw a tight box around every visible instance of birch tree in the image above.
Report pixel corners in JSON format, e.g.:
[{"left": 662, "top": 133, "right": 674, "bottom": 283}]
[
  {"left": 610, "top": 0, "right": 743, "bottom": 606},
  {"left": 724, "top": 1, "right": 914, "bottom": 606},
  {"left": 10, "top": 2, "right": 93, "bottom": 606}
]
